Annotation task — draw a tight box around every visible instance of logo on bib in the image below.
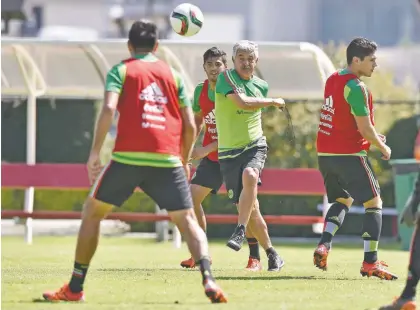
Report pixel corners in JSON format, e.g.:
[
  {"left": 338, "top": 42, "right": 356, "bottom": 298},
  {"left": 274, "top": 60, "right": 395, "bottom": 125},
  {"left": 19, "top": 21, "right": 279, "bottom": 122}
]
[{"left": 204, "top": 109, "right": 216, "bottom": 125}]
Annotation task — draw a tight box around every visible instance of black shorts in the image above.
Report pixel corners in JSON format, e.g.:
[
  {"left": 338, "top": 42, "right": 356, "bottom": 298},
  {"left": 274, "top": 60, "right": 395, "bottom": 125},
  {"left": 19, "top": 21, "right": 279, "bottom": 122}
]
[
  {"left": 89, "top": 160, "right": 192, "bottom": 212},
  {"left": 219, "top": 141, "right": 267, "bottom": 204},
  {"left": 190, "top": 157, "right": 223, "bottom": 194},
  {"left": 318, "top": 155, "right": 380, "bottom": 204}
]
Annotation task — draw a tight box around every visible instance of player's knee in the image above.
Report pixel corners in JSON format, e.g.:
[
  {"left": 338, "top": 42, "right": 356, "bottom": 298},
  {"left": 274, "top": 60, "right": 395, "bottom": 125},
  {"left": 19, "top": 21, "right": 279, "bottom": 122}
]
[
  {"left": 174, "top": 209, "right": 206, "bottom": 240},
  {"left": 82, "top": 198, "right": 113, "bottom": 221},
  {"left": 336, "top": 197, "right": 353, "bottom": 208},
  {"left": 190, "top": 184, "right": 210, "bottom": 208},
  {"left": 242, "top": 167, "right": 259, "bottom": 186},
  {"left": 363, "top": 196, "right": 383, "bottom": 209},
  {"left": 169, "top": 208, "right": 194, "bottom": 232}
]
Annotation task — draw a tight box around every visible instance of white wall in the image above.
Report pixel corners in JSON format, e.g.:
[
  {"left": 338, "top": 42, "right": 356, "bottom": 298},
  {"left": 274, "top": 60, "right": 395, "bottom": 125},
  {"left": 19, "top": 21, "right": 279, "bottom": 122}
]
[
  {"left": 24, "top": 0, "right": 107, "bottom": 32},
  {"left": 250, "top": 0, "right": 318, "bottom": 42}
]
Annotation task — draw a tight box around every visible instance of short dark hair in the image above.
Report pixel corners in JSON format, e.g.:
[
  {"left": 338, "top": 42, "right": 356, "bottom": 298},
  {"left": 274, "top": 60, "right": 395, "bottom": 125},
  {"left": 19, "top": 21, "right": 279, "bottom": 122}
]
[
  {"left": 128, "top": 20, "right": 158, "bottom": 50},
  {"left": 346, "top": 37, "right": 378, "bottom": 65},
  {"left": 203, "top": 47, "right": 227, "bottom": 65}
]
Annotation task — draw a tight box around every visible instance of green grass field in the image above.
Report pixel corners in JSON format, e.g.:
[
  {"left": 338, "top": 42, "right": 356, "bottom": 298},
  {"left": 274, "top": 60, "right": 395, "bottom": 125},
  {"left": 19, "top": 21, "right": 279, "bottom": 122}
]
[{"left": 1, "top": 236, "right": 412, "bottom": 310}]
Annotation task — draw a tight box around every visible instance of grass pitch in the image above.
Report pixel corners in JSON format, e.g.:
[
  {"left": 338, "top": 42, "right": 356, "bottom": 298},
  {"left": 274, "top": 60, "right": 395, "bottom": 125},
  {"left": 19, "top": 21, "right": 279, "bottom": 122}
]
[{"left": 1, "top": 236, "right": 412, "bottom": 310}]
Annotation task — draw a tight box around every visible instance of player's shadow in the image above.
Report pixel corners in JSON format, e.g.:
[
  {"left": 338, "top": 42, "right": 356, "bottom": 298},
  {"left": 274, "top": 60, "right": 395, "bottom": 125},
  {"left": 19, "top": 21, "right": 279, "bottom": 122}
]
[
  {"left": 217, "top": 275, "right": 356, "bottom": 281},
  {"left": 31, "top": 298, "right": 210, "bottom": 305},
  {"left": 96, "top": 268, "right": 181, "bottom": 272}
]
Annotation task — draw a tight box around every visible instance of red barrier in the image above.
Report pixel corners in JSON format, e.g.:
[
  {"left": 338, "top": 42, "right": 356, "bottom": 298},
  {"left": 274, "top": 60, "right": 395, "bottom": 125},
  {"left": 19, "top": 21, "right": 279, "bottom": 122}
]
[
  {"left": 1, "top": 210, "right": 324, "bottom": 225},
  {"left": 1, "top": 163, "right": 326, "bottom": 195},
  {"left": 1, "top": 163, "right": 325, "bottom": 227}
]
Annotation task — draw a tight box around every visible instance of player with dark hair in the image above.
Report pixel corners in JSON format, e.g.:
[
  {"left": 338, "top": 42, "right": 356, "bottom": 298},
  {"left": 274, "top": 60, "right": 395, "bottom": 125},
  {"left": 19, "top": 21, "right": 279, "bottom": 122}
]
[
  {"left": 313, "top": 37, "right": 397, "bottom": 280},
  {"left": 180, "top": 47, "right": 263, "bottom": 271},
  {"left": 42, "top": 20, "right": 227, "bottom": 304},
  {"left": 215, "top": 40, "right": 285, "bottom": 271}
]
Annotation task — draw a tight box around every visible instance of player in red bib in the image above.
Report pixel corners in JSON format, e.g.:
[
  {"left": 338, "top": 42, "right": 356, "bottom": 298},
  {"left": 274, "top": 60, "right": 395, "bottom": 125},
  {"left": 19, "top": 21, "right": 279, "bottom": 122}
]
[
  {"left": 179, "top": 47, "right": 262, "bottom": 271},
  {"left": 313, "top": 37, "right": 398, "bottom": 281},
  {"left": 42, "top": 20, "right": 226, "bottom": 304}
]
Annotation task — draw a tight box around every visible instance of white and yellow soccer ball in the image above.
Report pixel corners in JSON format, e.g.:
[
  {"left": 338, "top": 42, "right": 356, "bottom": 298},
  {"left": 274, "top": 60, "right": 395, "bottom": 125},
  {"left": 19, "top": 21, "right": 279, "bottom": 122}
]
[{"left": 170, "top": 3, "right": 204, "bottom": 37}]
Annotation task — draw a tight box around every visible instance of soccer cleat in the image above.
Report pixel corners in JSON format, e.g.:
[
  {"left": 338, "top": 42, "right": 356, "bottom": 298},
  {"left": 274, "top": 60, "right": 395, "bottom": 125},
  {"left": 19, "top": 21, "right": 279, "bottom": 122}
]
[
  {"left": 245, "top": 257, "right": 262, "bottom": 271},
  {"left": 360, "top": 261, "right": 398, "bottom": 280},
  {"left": 313, "top": 244, "right": 329, "bottom": 271},
  {"left": 204, "top": 279, "right": 227, "bottom": 303},
  {"left": 267, "top": 253, "right": 285, "bottom": 271},
  {"left": 180, "top": 257, "right": 196, "bottom": 269},
  {"left": 43, "top": 283, "right": 85, "bottom": 302},
  {"left": 226, "top": 227, "right": 245, "bottom": 251},
  {"left": 379, "top": 297, "right": 416, "bottom": 310},
  {"left": 180, "top": 257, "right": 212, "bottom": 269}
]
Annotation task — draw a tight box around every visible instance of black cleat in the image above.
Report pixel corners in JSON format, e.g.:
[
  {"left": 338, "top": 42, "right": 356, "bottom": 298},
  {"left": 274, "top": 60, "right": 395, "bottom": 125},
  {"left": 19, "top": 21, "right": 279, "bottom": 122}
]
[
  {"left": 267, "top": 253, "right": 285, "bottom": 271},
  {"left": 226, "top": 227, "right": 245, "bottom": 251}
]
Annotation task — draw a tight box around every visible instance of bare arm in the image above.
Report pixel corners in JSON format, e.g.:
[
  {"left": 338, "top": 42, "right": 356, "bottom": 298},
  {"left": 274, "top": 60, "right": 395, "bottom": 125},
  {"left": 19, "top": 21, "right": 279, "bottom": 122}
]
[
  {"left": 227, "top": 93, "right": 282, "bottom": 110},
  {"left": 180, "top": 106, "right": 197, "bottom": 164},
  {"left": 194, "top": 112, "right": 204, "bottom": 139},
  {"left": 90, "top": 91, "right": 119, "bottom": 154},
  {"left": 203, "top": 141, "right": 218, "bottom": 153},
  {"left": 354, "top": 116, "right": 387, "bottom": 150},
  {"left": 191, "top": 141, "right": 218, "bottom": 160}
]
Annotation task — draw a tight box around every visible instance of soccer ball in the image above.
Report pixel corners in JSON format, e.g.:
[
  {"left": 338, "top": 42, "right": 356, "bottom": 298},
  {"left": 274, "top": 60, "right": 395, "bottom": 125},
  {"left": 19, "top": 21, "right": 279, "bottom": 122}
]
[{"left": 170, "top": 3, "right": 204, "bottom": 37}]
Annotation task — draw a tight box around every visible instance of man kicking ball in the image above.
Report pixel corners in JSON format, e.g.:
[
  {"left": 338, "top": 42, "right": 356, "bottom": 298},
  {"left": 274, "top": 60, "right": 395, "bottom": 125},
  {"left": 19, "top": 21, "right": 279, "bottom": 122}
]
[{"left": 180, "top": 47, "right": 263, "bottom": 271}]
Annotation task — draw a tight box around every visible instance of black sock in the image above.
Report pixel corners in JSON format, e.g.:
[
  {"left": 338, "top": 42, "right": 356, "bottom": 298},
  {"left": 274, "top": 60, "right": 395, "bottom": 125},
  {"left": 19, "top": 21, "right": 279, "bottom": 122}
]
[
  {"left": 401, "top": 273, "right": 419, "bottom": 299},
  {"left": 265, "top": 247, "right": 277, "bottom": 257},
  {"left": 68, "top": 262, "right": 89, "bottom": 293},
  {"left": 319, "top": 202, "right": 348, "bottom": 249},
  {"left": 401, "top": 225, "right": 420, "bottom": 299},
  {"left": 247, "top": 238, "right": 260, "bottom": 260},
  {"left": 199, "top": 256, "right": 214, "bottom": 284},
  {"left": 362, "top": 208, "right": 382, "bottom": 263}
]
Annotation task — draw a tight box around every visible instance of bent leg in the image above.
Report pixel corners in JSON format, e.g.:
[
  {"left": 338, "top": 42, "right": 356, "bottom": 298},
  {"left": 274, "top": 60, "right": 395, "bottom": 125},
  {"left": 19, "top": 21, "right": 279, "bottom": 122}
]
[{"left": 190, "top": 184, "right": 212, "bottom": 232}]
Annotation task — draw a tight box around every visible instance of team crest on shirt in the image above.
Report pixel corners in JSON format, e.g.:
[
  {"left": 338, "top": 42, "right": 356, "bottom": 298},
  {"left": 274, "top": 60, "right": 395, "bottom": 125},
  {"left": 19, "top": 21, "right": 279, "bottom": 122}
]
[{"left": 228, "top": 189, "right": 234, "bottom": 199}]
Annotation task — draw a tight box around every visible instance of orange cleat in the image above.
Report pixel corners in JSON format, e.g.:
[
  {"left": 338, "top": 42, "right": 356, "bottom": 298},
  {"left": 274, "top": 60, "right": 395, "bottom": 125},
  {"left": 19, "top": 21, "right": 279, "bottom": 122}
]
[
  {"left": 180, "top": 257, "right": 196, "bottom": 269},
  {"left": 43, "top": 284, "right": 84, "bottom": 302},
  {"left": 245, "top": 257, "right": 262, "bottom": 271},
  {"left": 379, "top": 297, "right": 416, "bottom": 310},
  {"left": 204, "top": 279, "right": 227, "bottom": 303},
  {"left": 360, "top": 261, "right": 398, "bottom": 280},
  {"left": 313, "top": 244, "right": 329, "bottom": 271},
  {"left": 180, "top": 257, "right": 212, "bottom": 269}
]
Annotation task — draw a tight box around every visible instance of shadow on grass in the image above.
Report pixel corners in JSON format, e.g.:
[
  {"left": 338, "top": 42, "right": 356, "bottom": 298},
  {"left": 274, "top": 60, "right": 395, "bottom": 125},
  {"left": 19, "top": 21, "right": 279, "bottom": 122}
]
[
  {"left": 31, "top": 298, "right": 85, "bottom": 303},
  {"left": 96, "top": 268, "right": 183, "bottom": 272},
  {"left": 217, "top": 275, "right": 360, "bottom": 281},
  {"left": 209, "top": 239, "right": 402, "bottom": 251},
  {"left": 30, "top": 298, "right": 215, "bottom": 305}
]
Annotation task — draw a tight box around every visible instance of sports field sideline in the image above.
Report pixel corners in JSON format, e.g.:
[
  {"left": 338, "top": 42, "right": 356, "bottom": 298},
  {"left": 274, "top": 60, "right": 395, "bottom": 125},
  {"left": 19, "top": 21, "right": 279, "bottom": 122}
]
[{"left": 1, "top": 236, "right": 411, "bottom": 310}]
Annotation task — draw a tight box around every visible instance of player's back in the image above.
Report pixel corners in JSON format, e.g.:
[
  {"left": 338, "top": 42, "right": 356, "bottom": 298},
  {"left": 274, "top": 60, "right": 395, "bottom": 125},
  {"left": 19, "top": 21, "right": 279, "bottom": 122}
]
[
  {"left": 317, "top": 69, "right": 374, "bottom": 155},
  {"left": 113, "top": 56, "right": 184, "bottom": 158}
]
